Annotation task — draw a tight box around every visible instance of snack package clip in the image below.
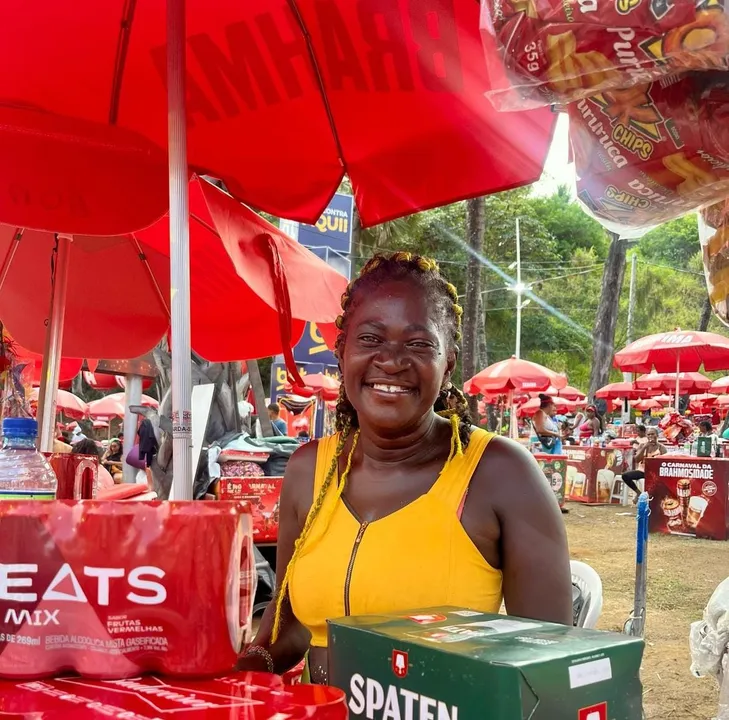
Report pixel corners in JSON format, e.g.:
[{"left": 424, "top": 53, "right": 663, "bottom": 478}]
[
  {"left": 481, "top": 0, "right": 729, "bottom": 109},
  {"left": 568, "top": 71, "right": 729, "bottom": 234},
  {"left": 0, "top": 500, "right": 256, "bottom": 679}
]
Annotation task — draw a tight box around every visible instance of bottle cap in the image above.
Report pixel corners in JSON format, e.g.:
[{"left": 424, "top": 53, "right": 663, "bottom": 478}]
[{"left": 2, "top": 417, "right": 39, "bottom": 439}]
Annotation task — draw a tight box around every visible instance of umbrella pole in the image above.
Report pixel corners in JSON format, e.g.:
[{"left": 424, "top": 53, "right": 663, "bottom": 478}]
[
  {"left": 37, "top": 234, "right": 72, "bottom": 453},
  {"left": 166, "top": 0, "right": 193, "bottom": 499},
  {"left": 122, "top": 374, "right": 142, "bottom": 484},
  {"left": 675, "top": 355, "right": 681, "bottom": 412},
  {"left": 509, "top": 390, "right": 517, "bottom": 440}
]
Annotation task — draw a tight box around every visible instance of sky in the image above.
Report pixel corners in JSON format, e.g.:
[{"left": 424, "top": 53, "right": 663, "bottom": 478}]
[{"left": 531, "top": 113, "right": 574, "bottom": 198}]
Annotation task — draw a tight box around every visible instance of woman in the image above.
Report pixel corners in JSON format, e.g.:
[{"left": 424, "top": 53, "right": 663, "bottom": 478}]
[
  {"left": 102, "top": 438, "right": 124, "bottom": 483},
  {"left": 532, "top": 395, "right": 563, "bottom": 454},
  {"left": 578, "top": 405, "right": 603, "bottom": 440},
  {"left": 622, "top": 427, "right": 667, "bottom": 499},
  {"left": 240, "top": 253, "right": 572, "bottom": 682},
  {"left": 72, "top": 438, "right": 115, "bottom": 490}
]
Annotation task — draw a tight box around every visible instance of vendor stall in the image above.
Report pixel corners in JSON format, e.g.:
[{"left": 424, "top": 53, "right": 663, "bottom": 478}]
[
  {"left": 564, "top": 445, "right": 632, "bottom": 504},
  {"left": 645, "top": 455, "right": 729, "bottom": 541}
]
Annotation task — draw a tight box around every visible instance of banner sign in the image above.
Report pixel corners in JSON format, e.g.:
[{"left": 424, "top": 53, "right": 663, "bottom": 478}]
[
  {"left": 298, "top": 193, "right": 354, "bottom": 255},
  {"left": 293, "top": 321, "right": 338, "bottom": 366}
]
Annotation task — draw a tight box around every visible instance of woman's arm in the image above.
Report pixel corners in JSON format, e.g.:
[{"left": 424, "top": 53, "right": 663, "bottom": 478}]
[
  {"left": 478, "top": 438, "right": 573, "bottom": 625},
  {"left": 239, "top": 443, "right": 317, "bottom": 673}
]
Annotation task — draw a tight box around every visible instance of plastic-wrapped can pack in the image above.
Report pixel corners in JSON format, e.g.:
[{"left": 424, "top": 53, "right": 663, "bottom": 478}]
[
  {"left": 0, "top": 500, "right": 256, "bottom": 679},
  {"left": 0, "top": 671, "right": 348, "bottom": 719},
  {"left": 480, "top": 0, "right": 729, "bottom": 109},
  {"left": 568, "top": 72, "right": 729, "bottom": 234}
]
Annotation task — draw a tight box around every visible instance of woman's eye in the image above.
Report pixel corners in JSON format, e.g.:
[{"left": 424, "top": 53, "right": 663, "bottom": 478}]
[
  {"left": 359, "top": 334, "right": 380, "bottom": 344},
  {"left": 408, "top": 340, "right": 433, "bottom": 349}
]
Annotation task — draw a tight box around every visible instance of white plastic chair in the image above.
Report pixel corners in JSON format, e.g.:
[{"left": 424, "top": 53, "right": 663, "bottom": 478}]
[{"left": 571, "top": 560, "right": 604, "bottom": 629}]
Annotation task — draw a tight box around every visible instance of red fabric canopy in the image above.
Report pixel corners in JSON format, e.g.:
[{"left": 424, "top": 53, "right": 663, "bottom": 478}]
[
  {"left": 0, "top": 0, "right": 555, "bottom": 232},
  {"left": 464, "top": 357, "right": 568, "bottom": 396},
  {"left": 285, "top": 372, "right": 340, "bottom": 401},
  {"left": 518, "top": 396, "right": 575, "bottom": 416},
  {"left": 88, "top": 392, "right": 159, "bottom": 419},
  {"left": 12, "top": 341, "right": 83, "bottom": 387},
  {"left": 634, "top": 372, "right": 712, "bottom": 394},
  {"left": 0, "top": 177, "right": 347, "bottom": 361},
  {"left": 614, "top": 332, "right": 729, "bottom": 374},
  {"left": 594, "top": 381, "right": 644, "bottom": 401},
  {"left": 29, "top": 387, "right": 87, "bottom": 420}
]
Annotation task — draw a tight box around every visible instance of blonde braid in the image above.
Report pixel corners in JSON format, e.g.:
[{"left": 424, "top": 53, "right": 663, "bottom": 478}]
[{"left": 270, "top": 428, "right": 359, "bottom": 643}]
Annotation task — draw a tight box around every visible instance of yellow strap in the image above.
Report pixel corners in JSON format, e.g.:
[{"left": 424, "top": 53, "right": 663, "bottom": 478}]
[
  {"left": 313, "top": 433, "right": 340, "bottom": 498},
  {"left": 430, "top": 429, "right": 495, "bottom": 509}
]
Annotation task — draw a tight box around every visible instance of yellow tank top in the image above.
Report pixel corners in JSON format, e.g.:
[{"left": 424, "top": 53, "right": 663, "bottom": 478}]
[{"left": 289, "top": 428, "right": 503, "bottom": 647}]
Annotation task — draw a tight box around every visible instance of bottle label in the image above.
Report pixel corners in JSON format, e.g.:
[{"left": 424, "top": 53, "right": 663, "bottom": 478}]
[{"left": 0, "top": 490, "right": 55, "bottom": 501}]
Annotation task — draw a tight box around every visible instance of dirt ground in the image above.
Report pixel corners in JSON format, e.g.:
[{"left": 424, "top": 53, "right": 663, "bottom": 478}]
[{"left": 566, "top": 503, "right": 728, "bottom": 720}]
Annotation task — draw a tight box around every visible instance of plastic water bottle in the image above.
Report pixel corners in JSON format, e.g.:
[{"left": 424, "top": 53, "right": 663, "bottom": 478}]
[{"left": 0, "top": 418, "right": 57, "bottom": 500}]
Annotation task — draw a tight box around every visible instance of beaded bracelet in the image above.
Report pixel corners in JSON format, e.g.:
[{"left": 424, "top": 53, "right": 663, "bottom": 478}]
[{"left": 245, "top": 645, "right": 274, "bottom": 673}]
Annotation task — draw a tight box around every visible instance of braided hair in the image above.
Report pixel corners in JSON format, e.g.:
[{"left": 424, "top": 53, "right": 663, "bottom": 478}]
[{"left": 270, "top": 252, "right": 471, "bottom": 642}]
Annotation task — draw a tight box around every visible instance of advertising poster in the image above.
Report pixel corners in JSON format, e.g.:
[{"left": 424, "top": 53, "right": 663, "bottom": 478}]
[
  {"left": 645, "top": 457, "right": 729, "bottom": 541},
  {"left": 217, "top": 477, "right": 283, "bottom": 544}
]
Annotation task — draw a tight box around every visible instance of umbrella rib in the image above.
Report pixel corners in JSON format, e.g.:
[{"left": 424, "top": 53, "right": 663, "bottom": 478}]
[
  {"left": 0, "top": 228, "right": 23, "bottom": 293},
  {"left": 286, "top": 0, "right": 348, "bottom": 175},
  {"left": 109, "top": 0, "right": 138, "bottom": 124},
  {"left": 129, "top": 234, "right": 170, "bottom": 319}
]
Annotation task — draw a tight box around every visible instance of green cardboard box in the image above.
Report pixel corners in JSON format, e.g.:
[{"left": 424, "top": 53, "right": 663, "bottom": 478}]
[{"left": 328, "top": 607, "right": 643, "bottom": 720}]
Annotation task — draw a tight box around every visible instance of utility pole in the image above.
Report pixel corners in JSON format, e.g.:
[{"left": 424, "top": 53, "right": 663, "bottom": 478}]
[
  {"left": 515, "top": 217, "right": 522, "bottom": 359},
  {"left": 622, "top": 253, "right": 638, "bottom": 422}
]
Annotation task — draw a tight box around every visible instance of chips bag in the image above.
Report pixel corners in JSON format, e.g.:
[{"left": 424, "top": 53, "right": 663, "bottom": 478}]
[
  {"left": 481, "top": 0, "right": 729, "bottom": 109},
  {"left": 0, "top": 501, "right": 256, "bottom": 679},
  {"left": 699, "top": 197, "right": 729, "bottom": 326},
  {"left": 568, "top": 72, "right": 729, "bottom": 233}
]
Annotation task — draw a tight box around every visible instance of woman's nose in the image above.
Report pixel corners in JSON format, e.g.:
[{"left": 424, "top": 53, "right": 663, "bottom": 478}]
[{"left": 372, "top": 342, "right": 409, "bottom": 371}]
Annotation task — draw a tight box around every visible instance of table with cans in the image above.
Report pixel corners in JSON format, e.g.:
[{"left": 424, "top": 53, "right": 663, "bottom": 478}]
[{"left": 645, "top": 455, "right": 729, "bottom": 541}]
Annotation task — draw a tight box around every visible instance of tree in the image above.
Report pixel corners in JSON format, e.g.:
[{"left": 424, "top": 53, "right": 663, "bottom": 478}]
[
  {"left": 462, "top": 198, "right": 485, "bottom": 416},
  {"left": 589, "top": 234, "right": 628, "bottom": 398},
  {"left": 637, "top": 214, "right": 699, "bottom": 267}
]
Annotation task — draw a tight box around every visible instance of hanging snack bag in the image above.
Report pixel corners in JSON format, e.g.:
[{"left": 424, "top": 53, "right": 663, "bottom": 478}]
[
  {"left": 481, "top": 0, "right": 729, "bottom": 109},
  {"left": 700, "top": 197, "right": 729, "bottom": 325},
  {"left": 0, "top": 500, "right": 255, "bottom": 679},
  {"left": 568, "top": 71, "right": 729, "bottom": 233}
]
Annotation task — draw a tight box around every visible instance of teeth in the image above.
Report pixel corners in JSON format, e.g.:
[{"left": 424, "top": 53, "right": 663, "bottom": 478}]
[{"left": 372, "top": 384, "right": 409, "bottom": 394}]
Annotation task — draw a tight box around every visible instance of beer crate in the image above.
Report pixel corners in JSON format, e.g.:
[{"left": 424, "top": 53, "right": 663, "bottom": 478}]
[{"left": 329, "top": 607, "right": 643, "bottom": 720}]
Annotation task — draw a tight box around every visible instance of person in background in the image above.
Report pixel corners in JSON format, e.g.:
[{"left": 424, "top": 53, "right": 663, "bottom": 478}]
[
  {"left": 296, "top": 430, "right": 310, "bottom": 444},
  {"left": 631, "top": 424, "right": 648, "bottom": 448},
  {"left": 101, "top": 438, "right": 124, "bottom": 483},
  {"left": 267, "top": 403, "right": 288, "bottom": 436},
  {"left": 532, "top": 395, "right": 563, "bottom": 454},
  {"left": 578, "top": 405, "right": 603, "bottom": 440},
  {"left": 73, "top": 438, "right": 115, "bottom": 490},
  {"left": 697, "top": 420, "right": 720, "bottom": 455},
  {"left": 560, "top": 420, "right": 575, "bottom": 446},
  {"left": 137, "top": 417, "right": 158, "bottom": 485},
  {"left": 622, "top": 427, "right": 667, "bottom": 501}
]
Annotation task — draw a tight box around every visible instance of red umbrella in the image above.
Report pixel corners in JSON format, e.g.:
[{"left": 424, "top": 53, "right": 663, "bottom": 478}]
[
  {"left": 465, "top": 357, "right": 568, "bottom": 396},
  {"left": 29, "top": 387, "right": 87, "bottom": 420},
  {"left": 0, "top": 1, "right": 555, "bottom": 233},
  {"left": 631, "top": 399, "right": 664, "bottom": 412},
  {"left": 715, "top": 395, "right": 729, "bottom": 409},
  {"left": 88, "top": 392, "right": 158, "bottom": 419},
  {"left": 0, "top": 176, "right": 347, "bottom": 363},
  {"left": 635, "top": 372, "right": 712, "bottom": 394},
  {"left": 689, "top": 393, "right": 719, "bottom": 413},
  {"left": 711, "top": 377, "right": 729, "bottom": 393},
  {"left": 518, "top": 396, "right": 575, "bottom": 416},
  {"left": 12, "top": 341, "right": 82, "bottom": 387},
  {"left": 595, "top": 381, "right": 644, "bottom": 401},
  {"left": 615, "top": 332, "right": 729, "bottom": 374},
  {"left": 529, "top": 384, "right": 584, "bottom": 401}
]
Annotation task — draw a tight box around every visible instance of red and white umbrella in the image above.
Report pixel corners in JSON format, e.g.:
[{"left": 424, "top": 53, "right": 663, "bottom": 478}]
[
  {"left": 595, "top": 381, "right": 645, "bottom": 401},
  {"left": 615, "top": 331, "right": 729, "bottom": 408},
  {"left": 88, "top": 392, "right": 158, "bottom": 419},
  {"left": 464, "top": 357, "right": 567, "bottom": 396},
  {"left": 30, "top": 388, "right": 87, "bottom": 420},
  {"left": 529, "top": 384, "right": 585, "bottom": 401},
  {"left": 631, "top": 398, "right": 664, "bottom": 412},
  {"left": 711, "top": 377, "right": 729, "bottom": 393},
  {"left": 518, "top": 396, "right": 576, "bottom": 416},
  {"left": 635, "top": 372, "right": 712, "bottom": 394},
  {"left": 689, "top": 394, "right": 719, "bottom": 412},
  {"left": 284, "top": 373, "right": 340, "bottom": 402}
]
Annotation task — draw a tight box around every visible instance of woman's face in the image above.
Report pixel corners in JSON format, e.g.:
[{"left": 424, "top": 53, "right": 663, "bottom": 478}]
[
  {"left": 587, "top": 409, "right": 595, "bottom": 419},
  {"left": 341, "top": 279, "right": 455, "bottom": 435},
  {"left": 110, "top": 441, "right": 121, "bottom": 454},
  {"left": 646, "top": 428, "right": 658, "bottom": 444},
  {"left": 545, "top": 403, "right": 556, "bottom": 417}
]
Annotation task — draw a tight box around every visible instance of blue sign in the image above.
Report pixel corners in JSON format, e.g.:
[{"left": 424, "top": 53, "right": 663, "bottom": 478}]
[
  {"left": 293, "top": 321, "right": 338, "bottom": 366},
  {"left": 298, "top": 193, "right": 354, "bottom": 255}
]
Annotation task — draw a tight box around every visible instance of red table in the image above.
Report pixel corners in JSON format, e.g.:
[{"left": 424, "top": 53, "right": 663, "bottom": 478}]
[
  {"left": 533, "top": 454, "right": 568, "bottom": 508},
  {"left": 216, "top": 476, "right": 283, "bottom": 545},
  {"left": 564, "top": 445, "right": 632, "bottom": 504},
  {"left": 645, "top": 455, "right": 729, "bottom": 540}
]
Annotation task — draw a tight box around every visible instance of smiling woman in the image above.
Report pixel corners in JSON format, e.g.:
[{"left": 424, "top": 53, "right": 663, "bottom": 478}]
[{"left": 240, "top": 253, "right": 572, "bottom": 684}]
